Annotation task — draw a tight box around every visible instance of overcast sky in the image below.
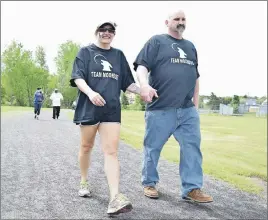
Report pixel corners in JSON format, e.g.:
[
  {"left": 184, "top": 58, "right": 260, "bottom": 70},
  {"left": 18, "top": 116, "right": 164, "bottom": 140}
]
[{"left": 1, "top": 1, "right": 267, "bottom": 97}]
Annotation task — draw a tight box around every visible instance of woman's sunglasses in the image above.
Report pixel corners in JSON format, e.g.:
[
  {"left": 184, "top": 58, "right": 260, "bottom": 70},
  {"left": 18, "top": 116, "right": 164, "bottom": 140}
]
[{"left": 98, "top": 28, "right": 115, "bottom": 34}]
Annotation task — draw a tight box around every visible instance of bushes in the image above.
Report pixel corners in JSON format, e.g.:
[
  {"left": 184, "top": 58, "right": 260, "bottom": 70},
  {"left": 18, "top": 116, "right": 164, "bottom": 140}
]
[
  {"left": 121, "top": 94, "right": 146, "bottom": 111},
  {"left": 126, "top": 103, "right": 145, "bottom": 111}
]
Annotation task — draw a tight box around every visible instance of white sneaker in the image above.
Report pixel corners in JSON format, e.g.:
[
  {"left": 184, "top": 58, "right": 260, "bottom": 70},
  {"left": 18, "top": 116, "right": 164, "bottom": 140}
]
[
  {"left": 107, "top": 193, "right": 133, "bottom": 215},
  {"left": 78, "top": 180, "right": 91, "bottom": 197}
]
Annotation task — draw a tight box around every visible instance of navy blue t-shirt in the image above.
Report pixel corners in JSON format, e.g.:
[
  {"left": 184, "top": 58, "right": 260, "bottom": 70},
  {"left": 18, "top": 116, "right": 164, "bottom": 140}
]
[
  {"left": 70, "top": 44, "right": 135, "bottom": 123},
  {"left": 133, "top": 34, "right": 199, "bottom": 110}
]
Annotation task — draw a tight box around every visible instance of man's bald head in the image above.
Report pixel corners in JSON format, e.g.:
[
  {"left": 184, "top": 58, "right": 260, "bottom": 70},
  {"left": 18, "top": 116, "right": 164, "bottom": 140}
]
[
  {"left": 168, "top": 10, "right": 186, "bottom": 20},
  {"left": 165, "top": 10, "right": 186, "bottom": 37}
]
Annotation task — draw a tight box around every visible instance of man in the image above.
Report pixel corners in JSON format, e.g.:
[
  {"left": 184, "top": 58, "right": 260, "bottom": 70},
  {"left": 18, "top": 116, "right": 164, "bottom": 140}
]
[
  {"left": 50, "top": 89, "right": 64, "bottom": 119},
  {"left": 33, "top": 87, "right": 44, "bottom": 119},
  {"left": 133, "top": 10, "right": 213, "bottom": 203}
]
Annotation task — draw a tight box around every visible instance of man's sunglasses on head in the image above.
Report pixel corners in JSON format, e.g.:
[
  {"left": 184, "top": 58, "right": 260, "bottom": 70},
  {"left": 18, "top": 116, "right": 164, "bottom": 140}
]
[{"left": 98, "top": 28, "right": 115, "bottom": 34}]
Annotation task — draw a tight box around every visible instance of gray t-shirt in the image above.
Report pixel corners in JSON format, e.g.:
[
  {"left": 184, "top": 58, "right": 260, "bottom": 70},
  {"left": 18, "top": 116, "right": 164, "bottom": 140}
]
[
  {"left": 133, "top": 34, "right": 200, "bottom": 110},
  {"left": 70, "top": 44, "right": 135, "bottom": 123}
]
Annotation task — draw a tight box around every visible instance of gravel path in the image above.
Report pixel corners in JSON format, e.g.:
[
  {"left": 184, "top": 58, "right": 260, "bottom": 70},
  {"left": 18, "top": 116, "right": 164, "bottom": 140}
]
[{"left": 1, "top": 110, "right": 267, "bottom": 219}]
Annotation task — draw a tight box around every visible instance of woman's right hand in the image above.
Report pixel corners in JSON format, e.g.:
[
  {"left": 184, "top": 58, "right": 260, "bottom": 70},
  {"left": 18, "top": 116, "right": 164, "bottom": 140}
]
[
  {"left": 73, "top": 79, "right": 106, "bottom": 107},
  {"left": 87, "top": 91, "right": 106, "bottom": 106}
]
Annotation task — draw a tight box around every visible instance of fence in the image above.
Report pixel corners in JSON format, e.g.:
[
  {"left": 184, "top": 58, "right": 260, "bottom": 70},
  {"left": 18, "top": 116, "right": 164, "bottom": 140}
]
[
  {"left": 219, "top": 104, "right": 234, "bottom": 116},
  {"left": 256, "top": 105, "right": 267, "bottom": 117},
  {"left": 198, "top": 109, "right": 219, "bottom": 114}
]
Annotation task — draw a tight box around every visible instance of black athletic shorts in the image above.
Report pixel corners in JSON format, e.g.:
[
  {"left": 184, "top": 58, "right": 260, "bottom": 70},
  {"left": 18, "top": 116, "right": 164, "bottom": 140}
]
[{"left": 76, "top": 108, "right": 121, "bottom": 126}]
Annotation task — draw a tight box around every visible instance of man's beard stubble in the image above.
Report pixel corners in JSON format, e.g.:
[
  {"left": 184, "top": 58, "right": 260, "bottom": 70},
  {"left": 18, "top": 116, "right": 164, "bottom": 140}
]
[{"left": 176, "top": 24, "right": 185, "bottom": 35}]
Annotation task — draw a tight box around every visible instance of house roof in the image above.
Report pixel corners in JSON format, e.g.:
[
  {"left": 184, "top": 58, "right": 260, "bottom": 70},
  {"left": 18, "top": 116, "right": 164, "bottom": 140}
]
[{"left": 245, "top": 98, "right": 257, "bottom": 106}]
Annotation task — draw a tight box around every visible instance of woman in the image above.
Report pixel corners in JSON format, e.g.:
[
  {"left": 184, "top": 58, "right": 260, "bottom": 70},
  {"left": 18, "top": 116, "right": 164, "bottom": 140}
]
[
  {"left": 33, "top": 87, "right": 44, "bottom": 119},
  {"left": 70, "top": 21, "right": 140, "bottom": 216}
]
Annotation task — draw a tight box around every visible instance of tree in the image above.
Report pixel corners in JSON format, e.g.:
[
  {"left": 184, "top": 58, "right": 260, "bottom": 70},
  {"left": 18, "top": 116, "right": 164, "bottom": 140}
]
[
  {"left": 232, "top": 95, "right": 240, "bottom": 105},
  {"left": 198, "top": 95, "right": 204, "bottom": 109},
  {"left": 134, "top": 94, "right": 145, "bottom": 111},
  {"left": 121, "top": 92, "right": 129, "bottom": 109},
  {"left": 1, "top": 41, "right": 50, "bottom": 106},
  {"left": 207, "top": 92, "right": 220, "bottom": 110},
  {"left": 231, "top": 95, "right": 240, "bottom": 113},
  {"left": 257, "top": 96, "right": 267, "bottom": 105},
  {"left": 1, "top": 83, "right": 6, "bottom": 104},
  {"left": 33, "top": 46, "right": 50, "bottom": 107},
  {"left": 35, "top": 46, "right": 49, "bottom": 71},
  {"left": 220, "top": 96, "right": 232, "bottom": 105},
  {"left": 2, "top": 41, "right": 32, "bottom": 106},
  {"left": 54, "top": 40, "right": 81, "bottom": 107}
]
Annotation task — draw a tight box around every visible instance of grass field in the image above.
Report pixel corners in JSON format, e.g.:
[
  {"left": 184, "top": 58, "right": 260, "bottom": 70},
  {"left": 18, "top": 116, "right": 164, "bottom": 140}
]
[
  {"left": 1, "top": 105, "right": 50, "bottom": 114},
  {"left": 119, "top": 111, "right": 267, "bottom": 194},
  {"left": 1, "top": 106, "right": 34, "bottom": 112}
]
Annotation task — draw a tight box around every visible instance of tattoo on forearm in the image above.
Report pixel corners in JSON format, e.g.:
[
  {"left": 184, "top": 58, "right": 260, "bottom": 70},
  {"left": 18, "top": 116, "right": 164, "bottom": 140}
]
[{"left": 126, "top": 83, "right": 140, "bottom": 94}]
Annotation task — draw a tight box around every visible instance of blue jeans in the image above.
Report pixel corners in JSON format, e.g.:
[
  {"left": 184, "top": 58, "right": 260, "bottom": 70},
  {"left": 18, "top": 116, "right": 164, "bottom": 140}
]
[
  {"left": 142, "top": 106, "right": 203, "bottom": 198},
  {"left": 34, "top": 102, "right": 42, "bottom": 115}
]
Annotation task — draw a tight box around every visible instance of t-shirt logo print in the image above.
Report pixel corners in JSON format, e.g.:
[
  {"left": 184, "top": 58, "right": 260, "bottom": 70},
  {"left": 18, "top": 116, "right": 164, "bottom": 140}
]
[
  {"left": 171, "top": 43, "right": 187, "bottom": 59},
  {"left": 94, "top": 54, "right": 113, "bottom": 71}
]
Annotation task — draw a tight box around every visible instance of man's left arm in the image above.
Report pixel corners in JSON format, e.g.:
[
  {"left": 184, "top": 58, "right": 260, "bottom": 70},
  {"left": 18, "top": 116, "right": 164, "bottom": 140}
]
[
  {"left": 193, "top": 79, "right": 199, "bottom": 108},
  {"left": 193, "top": 46, "right": 200, "bottom": 109},
  {"left": 126, "top": 83, "right": 140, "bottom": 95}
]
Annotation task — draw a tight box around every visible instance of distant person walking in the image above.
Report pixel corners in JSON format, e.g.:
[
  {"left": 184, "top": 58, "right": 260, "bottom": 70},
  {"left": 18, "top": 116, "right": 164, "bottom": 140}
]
[
  {"left": 33, "top": 87, "right": 44, "bottom": 120},
  {"left": 50, "top": 89, "right": 64, "bottom": 119}
]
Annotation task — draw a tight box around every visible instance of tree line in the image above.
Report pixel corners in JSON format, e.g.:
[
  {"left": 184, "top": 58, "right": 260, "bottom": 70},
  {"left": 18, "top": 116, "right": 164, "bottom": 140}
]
[
  {"left": 1, "top": 40, "right": 80, "bottom": 108},
  {"left": 1, "top": 40, "right": 266, "bottom": 110},
  {"left": 199, "top": 92, "right": 266, "bottom": 112},
  {"left": 121, "top": 92, "right": 267, "bottom": 113}
]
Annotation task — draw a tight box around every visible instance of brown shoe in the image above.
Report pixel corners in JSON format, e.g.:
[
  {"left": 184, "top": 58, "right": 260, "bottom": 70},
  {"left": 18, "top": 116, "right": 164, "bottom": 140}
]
[
  {"left": 144, "top": 186, "right": 159, "bottom": 199},
  {"left": 183, "top": 189, "right": 213, "bottom": 203}
]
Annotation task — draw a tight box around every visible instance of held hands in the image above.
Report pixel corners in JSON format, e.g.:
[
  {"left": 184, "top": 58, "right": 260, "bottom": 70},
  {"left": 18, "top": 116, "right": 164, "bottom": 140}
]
[
  {"left": 140, "top": 84, "right": 158, "bottom": 103},
  {"left": 87, "top": 90, "right": 106, "bottom": 106}
]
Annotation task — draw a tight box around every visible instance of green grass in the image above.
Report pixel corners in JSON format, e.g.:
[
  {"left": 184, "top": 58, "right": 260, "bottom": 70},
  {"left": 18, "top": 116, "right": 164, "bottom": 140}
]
[
  {"left": 1, "top": 105, "right": 51, "bottom": 114},
  {"left": 1, "top": 106, "right": 33, "bottom": 112},
  {"left": 68, "top": 110, "right": 268, "bottom": 194},
  {"left": 120, "top": 111, "right": 267, "bottom": 194}
]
